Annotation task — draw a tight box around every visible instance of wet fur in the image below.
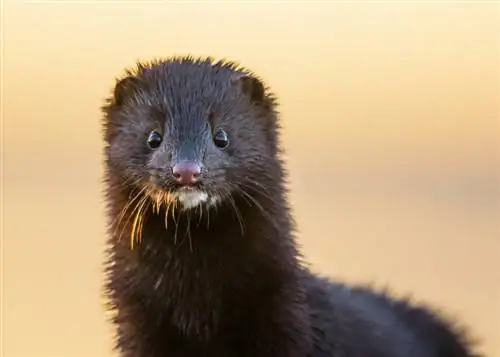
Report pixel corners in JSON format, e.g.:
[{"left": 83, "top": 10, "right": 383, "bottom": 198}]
[{"left": 101, "top": 56, "right": 481, "bottom": 357}]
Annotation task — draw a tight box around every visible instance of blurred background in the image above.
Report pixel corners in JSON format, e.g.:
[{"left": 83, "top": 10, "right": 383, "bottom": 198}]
[{"left": 2, "top": 1, "right": 499, "bottom": 356}]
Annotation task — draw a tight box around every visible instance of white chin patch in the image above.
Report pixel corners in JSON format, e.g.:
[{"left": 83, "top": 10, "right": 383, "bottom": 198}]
[
  {"left": 172, "top": 189, "right": 222, "bottom": 210},
  {"left": 175, "top": 190, "right": 209, "bottom": 210}
]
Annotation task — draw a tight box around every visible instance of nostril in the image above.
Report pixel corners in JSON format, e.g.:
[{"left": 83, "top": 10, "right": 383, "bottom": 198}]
[{"left": 171, "top": 161, "right": 202, "bottom": 185}]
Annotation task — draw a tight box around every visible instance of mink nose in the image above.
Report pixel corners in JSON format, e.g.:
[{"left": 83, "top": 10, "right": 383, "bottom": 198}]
[{"left": 171, "top": 161, "right": 202, "bottom": 185}]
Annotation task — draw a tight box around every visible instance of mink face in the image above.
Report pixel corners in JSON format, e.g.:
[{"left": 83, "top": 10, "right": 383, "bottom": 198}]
[{"left": 102, "top": 58, "right": 279, "bottom": 211}]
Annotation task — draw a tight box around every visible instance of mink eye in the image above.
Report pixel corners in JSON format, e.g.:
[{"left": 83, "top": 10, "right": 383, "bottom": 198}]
[
  {"left": 213, "top": 129, "right": 229, "bottom": 149},
  {"left": 147, "top": 130, "right": 163, "bottom": 149}
]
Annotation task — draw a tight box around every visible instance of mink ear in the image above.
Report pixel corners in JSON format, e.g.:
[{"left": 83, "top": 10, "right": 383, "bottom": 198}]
[
  {"left": 113, "top": 75, "right": 139, "bottom": 106},
  {"left": 231, "top": 73, "right": 266, "bottom": 103}
]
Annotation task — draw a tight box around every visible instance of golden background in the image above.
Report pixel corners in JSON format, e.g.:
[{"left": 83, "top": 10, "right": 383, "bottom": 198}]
[{"left": 2, "top": 1, "right": 499, "bottom": 356}]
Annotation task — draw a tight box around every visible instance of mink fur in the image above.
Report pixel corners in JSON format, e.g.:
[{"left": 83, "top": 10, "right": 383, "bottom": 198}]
[{"left": 101, "top": 56, "right": 482, "bottom": 357}]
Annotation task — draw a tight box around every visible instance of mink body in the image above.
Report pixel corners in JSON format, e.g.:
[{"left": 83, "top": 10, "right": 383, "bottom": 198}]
[{"left": 101, "top": 56, "right": 480, "bottom": 357}]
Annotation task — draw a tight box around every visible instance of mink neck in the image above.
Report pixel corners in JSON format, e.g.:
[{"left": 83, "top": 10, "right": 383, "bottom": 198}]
[
  {"left": 146, "top": 187, "right": 294, "bottom": 258},
  {"left": 108, "top": 176, "right": 307, "bottom": 342},
  {"left": 110, "top": 179, "right": 301, "bottom": 279}
]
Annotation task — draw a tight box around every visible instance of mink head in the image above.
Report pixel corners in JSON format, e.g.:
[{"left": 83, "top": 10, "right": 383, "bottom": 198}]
[{"left": 102, "top": 57, "right": 281, "bottom": 211}]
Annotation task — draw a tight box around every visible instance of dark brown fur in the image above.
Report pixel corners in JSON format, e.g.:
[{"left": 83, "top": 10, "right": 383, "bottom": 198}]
[{"left": 101, "top": 56, "right": 481, "bottom": 357}]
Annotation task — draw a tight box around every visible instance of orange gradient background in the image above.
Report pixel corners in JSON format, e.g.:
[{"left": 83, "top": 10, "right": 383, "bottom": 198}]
[{"left": 2, "top": 1, "right": 499, "bottom": 357}]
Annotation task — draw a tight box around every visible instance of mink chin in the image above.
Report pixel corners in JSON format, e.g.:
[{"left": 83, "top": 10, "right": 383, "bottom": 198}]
[{"left": 101, "top": 56, "right": 482, "bottom": 357}]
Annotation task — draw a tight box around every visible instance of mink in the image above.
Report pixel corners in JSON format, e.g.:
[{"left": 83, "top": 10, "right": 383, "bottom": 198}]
[{"left": 101, "top": 55, "right": 481, "bottom": 357}]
